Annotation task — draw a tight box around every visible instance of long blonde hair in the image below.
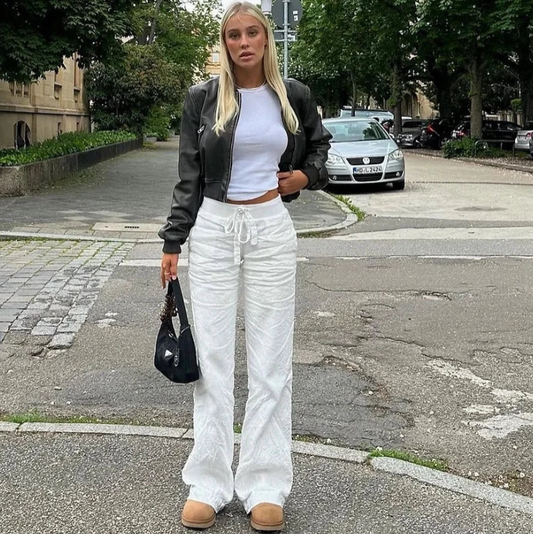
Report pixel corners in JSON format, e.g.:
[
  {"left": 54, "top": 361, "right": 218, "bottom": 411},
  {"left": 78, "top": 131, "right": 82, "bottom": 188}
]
[{"left": 214, "top": 1, "right": 299, "bottom": 135}]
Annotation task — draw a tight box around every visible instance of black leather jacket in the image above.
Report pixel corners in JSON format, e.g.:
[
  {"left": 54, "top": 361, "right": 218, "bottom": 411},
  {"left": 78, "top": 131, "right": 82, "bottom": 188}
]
[{"left": 159, "top": 77, "right": 332, "bottom": 253}]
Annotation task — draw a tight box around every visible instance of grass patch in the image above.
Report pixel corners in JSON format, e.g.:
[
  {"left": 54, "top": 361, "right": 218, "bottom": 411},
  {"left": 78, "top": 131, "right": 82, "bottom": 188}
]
[
  {"left": 298, "top": 230, "right": 336, "bottom": 238},
  {"left": 332, "top": 194, "right": 366, "bottom": 221},
  {"left": 0, "top": 411, "right": 142, "bottom": 426},
  {"left": 369, "top": 448, "right": 448, "bottom": 471}
]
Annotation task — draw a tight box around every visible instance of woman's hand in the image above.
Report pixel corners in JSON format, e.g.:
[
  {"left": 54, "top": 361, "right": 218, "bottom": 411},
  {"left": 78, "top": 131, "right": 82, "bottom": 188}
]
[
  {"left": 277, "top": 170, "right": 309, "bottom": 196},
  {"left": 161, "top": 253, "right": 179, "bottom": 288}
]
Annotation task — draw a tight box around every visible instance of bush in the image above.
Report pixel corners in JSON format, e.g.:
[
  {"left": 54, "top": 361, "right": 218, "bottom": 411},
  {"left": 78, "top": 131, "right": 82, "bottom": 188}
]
[
  {"left": 0, "top": 131, "right": 137, "bottom": 166},
  {"left": 442, "top": 138, "right": 508, "bottom": 159},
  {"left": 145, "top": 107, "right": 171, "bottom": 142}
]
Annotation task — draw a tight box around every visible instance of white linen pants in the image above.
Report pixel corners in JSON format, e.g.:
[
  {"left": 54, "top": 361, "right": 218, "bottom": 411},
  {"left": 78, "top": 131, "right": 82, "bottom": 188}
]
[{"left": 182, "top": 196, "right": 297, "bottom": 514}]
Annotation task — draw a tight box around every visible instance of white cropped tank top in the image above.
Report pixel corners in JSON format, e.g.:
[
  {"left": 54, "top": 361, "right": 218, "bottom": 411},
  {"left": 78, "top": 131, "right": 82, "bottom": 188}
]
[{"left": 227, "top": 84, "right": 288, "bottom": 201}]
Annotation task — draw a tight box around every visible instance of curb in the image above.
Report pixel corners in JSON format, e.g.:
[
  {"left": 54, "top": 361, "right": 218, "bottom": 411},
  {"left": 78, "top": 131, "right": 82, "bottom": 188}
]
[
  {"left": 2, "top": 421, "right": 532, "bottom": 517},
  {"left": 0, "top": 192, "right": 357, "bottom": 243},
  {"left": 409, "top": 148, "right": 533, "bottom": 175}
]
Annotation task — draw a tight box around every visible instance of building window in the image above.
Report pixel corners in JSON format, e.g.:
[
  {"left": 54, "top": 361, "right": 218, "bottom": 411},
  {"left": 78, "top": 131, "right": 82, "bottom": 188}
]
[
  {"left": 74, "top": 88, "right": 80, "bottom": 102},
  {"left": 57, "top": 122, "right": 62, "bottom": 135},
  {"left": 14, "top": 121, "right": 31, "bottom": 149},
  {"left": 76, "top": 121, "right": 81, "bottom": 131},
  {"left": 54, "top": 85, "right": 62, "bottom": 100},
  {"left": 15, "top": 83, "right": 22, "bottom": 96},
  {"left": 23, "top": 84, "right": 29, "bottom": 97},
  {"left": 8, "top": 82, "right": 14, "bottom": 95}
]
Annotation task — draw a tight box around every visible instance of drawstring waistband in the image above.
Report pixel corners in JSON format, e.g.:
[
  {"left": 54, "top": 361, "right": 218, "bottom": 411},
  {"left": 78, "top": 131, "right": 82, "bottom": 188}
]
[
  {"left": 198, "top": 196, "right": 287, "bottom": 266},
  {"left": 224, "top": 207, "right": 258, "bottom": 265}
]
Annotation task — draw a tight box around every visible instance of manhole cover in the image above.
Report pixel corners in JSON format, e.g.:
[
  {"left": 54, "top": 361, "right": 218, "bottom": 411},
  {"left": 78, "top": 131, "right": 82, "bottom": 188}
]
[{"left": 93, "top": 222, "right": 162, "bottom": 232}]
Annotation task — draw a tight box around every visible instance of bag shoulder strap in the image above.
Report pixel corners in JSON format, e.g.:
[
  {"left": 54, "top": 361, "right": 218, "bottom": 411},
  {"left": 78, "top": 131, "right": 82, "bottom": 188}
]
[{"left": 168, "top": 278, "right": 189, "bottom": 328}]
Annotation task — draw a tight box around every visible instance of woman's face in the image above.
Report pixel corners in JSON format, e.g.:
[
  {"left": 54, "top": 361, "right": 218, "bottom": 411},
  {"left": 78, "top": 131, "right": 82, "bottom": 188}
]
[{"left": 224, "top": 13, "right": 267, "bottom": 72}]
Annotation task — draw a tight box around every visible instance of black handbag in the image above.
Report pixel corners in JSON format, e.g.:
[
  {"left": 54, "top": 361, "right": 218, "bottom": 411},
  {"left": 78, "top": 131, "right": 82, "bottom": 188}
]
[{"left": 154, "top": 278, "right": 199, "bottom": 383}]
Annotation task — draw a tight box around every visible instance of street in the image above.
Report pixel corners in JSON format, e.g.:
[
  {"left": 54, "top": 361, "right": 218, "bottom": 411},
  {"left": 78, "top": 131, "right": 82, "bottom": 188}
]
[{"left": 2, "top": 145, "right": 533, "bottom": 531}]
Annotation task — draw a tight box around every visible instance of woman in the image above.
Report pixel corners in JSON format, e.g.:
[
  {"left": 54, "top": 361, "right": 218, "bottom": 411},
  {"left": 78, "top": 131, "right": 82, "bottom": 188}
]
[{"left": 159, "top": 2, "right": 331, "bottom": 530}]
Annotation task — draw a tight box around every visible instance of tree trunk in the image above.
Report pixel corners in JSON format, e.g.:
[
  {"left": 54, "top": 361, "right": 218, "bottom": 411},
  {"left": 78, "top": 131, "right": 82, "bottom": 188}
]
[
  {"left": 469, "top": 51, "right": 484, "bottom": 140},
  {"left": 517, "top": 20, "right": 533, "bottom": 123},
  {"left": 391, "top": 62, "right": 402, "bottom": 135},
  {"left": 148, "top": 0, "right": 164, "bottom": 45},
  {"left": 434, "top": 74, "right": 452, "bottom": 119},
  {"left": 350, "top": 70, "right": 357, "bottom": 116}
]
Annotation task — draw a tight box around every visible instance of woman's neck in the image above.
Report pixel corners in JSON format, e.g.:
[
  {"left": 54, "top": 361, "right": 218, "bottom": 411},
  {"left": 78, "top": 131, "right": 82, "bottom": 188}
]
[{"left": 233, "top": 66, "right": 266, "bottom": 89}]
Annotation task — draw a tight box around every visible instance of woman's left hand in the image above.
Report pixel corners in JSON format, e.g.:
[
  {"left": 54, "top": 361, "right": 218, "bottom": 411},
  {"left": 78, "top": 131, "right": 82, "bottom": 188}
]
[{"left": 277, "top": 170, "right": 309, "bottom": 196}]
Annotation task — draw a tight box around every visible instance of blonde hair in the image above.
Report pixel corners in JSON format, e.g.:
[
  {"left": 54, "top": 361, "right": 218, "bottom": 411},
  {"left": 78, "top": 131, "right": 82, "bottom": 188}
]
[{"left": 214, "top": 1, "right": 299, "bottom": 135}]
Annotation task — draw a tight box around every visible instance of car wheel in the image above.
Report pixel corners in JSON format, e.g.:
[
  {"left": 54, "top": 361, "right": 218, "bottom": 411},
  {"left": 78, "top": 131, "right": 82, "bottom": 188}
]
[{"left": 392, "top": 179, "right": 405, "bottom": 190}]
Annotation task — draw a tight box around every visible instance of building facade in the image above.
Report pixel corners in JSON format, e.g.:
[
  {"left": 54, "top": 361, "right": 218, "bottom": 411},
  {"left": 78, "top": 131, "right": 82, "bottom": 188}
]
[{"left": 0, "top": 55, "right": 90, "bottom": 150}]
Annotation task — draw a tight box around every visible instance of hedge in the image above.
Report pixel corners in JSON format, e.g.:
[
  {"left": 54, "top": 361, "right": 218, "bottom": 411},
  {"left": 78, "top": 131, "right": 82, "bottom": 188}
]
[
  {"left": 442, "top": 137, "right": 508, "bottom": 159},
  {"left": 0, "top": 131, "right": 138, "bottom": 167}
]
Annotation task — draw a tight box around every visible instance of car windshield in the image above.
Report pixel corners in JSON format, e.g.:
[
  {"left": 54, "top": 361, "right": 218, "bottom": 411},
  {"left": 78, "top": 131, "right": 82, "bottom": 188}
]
[{"left": 324, "top": 121, "right": 389, "bottom": 142}]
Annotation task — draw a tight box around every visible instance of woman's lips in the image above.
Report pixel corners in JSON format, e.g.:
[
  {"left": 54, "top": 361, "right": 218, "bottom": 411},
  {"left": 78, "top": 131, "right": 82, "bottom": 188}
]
[{"left": 240, "top": 52, "right": 253, "bottom": 58}]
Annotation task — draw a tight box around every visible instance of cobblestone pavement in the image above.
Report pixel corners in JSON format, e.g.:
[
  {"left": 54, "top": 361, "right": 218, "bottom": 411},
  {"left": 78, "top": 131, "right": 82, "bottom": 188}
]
[{"left": 0, "top": 239, "right": 133, "bottom": 353}]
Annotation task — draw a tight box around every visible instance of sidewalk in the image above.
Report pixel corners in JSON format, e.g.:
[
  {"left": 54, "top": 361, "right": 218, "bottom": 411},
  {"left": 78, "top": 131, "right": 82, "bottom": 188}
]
[
  {"left": 0, "top": 137, "right": 354, "bottom": 242},
  {"left": 1, "top": 422, "right": 533, "bottom": 533},
  {"left": 2, "top": 139, "right": 533, "bottom": 533}
]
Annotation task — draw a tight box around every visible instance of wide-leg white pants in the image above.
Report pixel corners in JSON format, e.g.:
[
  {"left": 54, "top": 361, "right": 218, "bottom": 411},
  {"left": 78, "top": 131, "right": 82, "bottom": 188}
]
[{"left": 182, "top": 196, "right": 297, "bottom": 514}]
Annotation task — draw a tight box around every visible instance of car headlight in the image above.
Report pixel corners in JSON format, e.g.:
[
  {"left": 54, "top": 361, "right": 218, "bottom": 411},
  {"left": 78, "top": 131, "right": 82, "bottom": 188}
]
[
  {"left": 327, "top": 154, "right": 344, "bottom": 165},
  {"left": 389, "top": 149, "right": 404, "bottom": 160}
]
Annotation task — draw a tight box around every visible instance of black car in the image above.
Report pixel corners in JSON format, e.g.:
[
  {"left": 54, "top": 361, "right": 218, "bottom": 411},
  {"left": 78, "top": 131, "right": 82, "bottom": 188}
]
[
  {"left": 396, "top": 119, "right": 429, "bottom": 147},
  {"left": 419, "top": 118, "right": 456, "bottom": 149},
  {"left": 451, "top": 120, "right": 520, "bottom": 149}
]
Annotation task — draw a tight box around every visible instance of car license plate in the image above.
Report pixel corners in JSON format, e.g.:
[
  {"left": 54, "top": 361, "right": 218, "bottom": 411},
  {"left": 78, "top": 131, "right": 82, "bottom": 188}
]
[
  {"left": 353, "top": 166, "right": 382, "bottom": 174},
  {"left": 517, "top": 135, "right": 526, "bottom": 140}
]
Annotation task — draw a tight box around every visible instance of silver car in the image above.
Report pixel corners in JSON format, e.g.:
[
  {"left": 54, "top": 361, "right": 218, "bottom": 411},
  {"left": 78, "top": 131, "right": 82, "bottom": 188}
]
[
  {"left": 514, "top": 122, "right": 533, "bottom": 152},
  {"left": 323, "top": 118, "right": 405, "bottom": 189}
]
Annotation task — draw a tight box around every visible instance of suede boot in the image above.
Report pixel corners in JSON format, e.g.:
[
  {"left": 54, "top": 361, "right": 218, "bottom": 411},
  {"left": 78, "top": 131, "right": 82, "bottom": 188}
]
[
  {"left": 181, "top": 500, "right": 216, "bottom": 530},
  {"left": 250, "top": 503, "right": 285, "bottom": 532}
]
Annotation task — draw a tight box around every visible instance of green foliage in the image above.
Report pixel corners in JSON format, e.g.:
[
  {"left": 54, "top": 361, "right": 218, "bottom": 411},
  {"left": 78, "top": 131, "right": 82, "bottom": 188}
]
[
  {"left": 442, "top": 138, "right": 508, "bottom": 159},
  {"left": 85, "top": 43, "right": 184, "bottom": 134},
  {"left": 145, "top": 106, "right": 172, "bottom": 141},
  {"left": 0, "top": 0, "right": 135, "bottom": 81},
  {"left": 0, "top": 131, "right": 137, "bottom": 167},
  {"left": 85, "top": 0, "right": 220, "bottom": 134}
]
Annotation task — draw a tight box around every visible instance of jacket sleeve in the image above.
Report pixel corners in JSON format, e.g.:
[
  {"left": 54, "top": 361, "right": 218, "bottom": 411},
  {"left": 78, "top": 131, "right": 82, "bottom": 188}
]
[
  {"left": 158, "top": 88, "right": 203, "bottom": 254},
  {"left": 300, "top": 86, "right": 332, "bottom": 191}
]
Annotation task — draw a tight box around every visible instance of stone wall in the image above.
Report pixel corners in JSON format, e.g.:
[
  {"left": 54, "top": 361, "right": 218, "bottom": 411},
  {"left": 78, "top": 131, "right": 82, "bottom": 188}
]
[{"left": 0, "top": 138, "right": 143, "bottom": 197}]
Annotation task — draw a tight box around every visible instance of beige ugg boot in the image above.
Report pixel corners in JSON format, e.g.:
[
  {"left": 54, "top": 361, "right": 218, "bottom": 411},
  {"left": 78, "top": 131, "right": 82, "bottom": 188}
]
[
  {"left": 181, "top": 499, "right": 216, "bottom": 529},
  {"left": 250, "top": 503, "right": 285, "bottom": 531}
]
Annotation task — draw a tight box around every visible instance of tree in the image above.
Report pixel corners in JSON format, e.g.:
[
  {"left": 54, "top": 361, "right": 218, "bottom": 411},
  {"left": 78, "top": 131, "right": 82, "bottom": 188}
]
[
  {"left": 0, "top": 0, "right": 135, "bottom": 81},
  {"left": 85, "top": 43, "right": 184, "bottom": 134},
  {"left": 416, "top": 0, "right": 507, "bottom": 139},
  {"left": 492, "top": 0, "right": 533, "bottom": 123},
  {"left": 86, "top": 0, "right": 220, "bottom": 134}
]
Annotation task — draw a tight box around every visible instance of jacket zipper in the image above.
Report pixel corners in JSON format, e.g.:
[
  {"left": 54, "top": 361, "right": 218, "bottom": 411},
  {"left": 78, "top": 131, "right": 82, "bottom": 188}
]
[
  {"left": 197, "top": 125, "right": 205, "bottom": 178},
  {"left": 223, "top": 91, "right": 242, "bottom": 202}
]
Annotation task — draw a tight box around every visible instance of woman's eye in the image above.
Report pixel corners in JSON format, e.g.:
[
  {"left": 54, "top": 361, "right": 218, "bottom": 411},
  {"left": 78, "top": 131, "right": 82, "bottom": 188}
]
[{"left": 249, "top": 30, "right": 257, "bottom": 36}]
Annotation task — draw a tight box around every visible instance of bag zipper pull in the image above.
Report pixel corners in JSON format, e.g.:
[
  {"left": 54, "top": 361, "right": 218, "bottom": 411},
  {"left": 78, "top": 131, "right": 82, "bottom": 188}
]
[{"left": 197, "top": 125, "right": 205, "bottom": 135}]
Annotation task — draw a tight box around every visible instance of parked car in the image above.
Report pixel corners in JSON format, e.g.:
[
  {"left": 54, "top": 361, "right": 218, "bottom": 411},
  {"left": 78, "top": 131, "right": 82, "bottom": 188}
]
[
  {"left": 530, "top": 136, "right": 533, "bottom": 158},
  {"left": 323, "top": 118, "right": 405, "bottom": 190},
  {"left": 339, "top": 107, "right": 394, "bottom": 124},
  {"left": 514, "top": 121, "right": 533, "bottom": 152},
  {"left": 419, "top": 118, "right": 456, "bottom": 149},
  {"left": 396, "top": 119, "right": 429, "bottom": 147},
  {"left": 451, "top": 120, "right": 521, "bottom": 149}
]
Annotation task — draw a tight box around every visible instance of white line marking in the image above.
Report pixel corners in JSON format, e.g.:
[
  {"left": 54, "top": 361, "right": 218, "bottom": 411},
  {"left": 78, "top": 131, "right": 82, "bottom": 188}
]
[{"left": 329, "top": 227, "right": 533, "bottom": 241}]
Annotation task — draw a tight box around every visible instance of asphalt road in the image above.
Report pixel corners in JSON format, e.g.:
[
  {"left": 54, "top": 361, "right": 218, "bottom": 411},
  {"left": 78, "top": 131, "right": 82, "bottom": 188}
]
[{"left": 2, "top": 149, "right": 533, "bottom": 501}]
